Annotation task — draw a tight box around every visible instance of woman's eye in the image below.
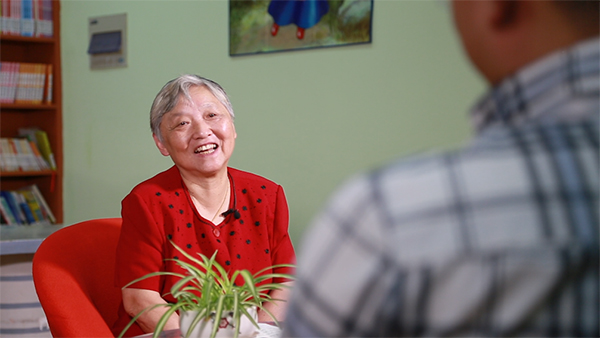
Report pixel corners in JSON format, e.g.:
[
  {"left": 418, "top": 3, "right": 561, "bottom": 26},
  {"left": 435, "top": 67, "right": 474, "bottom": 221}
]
[
  {"left": 172, "top": 121, "right": 188, "bottom": 129},
  {"left": 208, "top": 113, "right": 217, "bottom": 118}
]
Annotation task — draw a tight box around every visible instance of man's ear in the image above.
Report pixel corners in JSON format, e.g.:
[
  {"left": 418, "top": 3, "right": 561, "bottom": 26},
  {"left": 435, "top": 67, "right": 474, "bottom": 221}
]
[
  {"left": 491, "top": 0, "right": 520, "bottom": 29},
  {"left": 153, "top": 133, "right": 170, "bottom": 156}
]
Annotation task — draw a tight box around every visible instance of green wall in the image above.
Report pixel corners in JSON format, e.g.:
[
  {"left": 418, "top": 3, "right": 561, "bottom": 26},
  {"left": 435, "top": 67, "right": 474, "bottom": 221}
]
[{"left": 61, "top": 0, "right": 485, "bottom": 249}]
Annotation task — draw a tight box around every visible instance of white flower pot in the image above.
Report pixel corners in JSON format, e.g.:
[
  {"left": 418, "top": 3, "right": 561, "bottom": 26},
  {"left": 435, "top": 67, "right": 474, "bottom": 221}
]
[{"left": 179, "top": 307, "right": 259, "bottom": 338}]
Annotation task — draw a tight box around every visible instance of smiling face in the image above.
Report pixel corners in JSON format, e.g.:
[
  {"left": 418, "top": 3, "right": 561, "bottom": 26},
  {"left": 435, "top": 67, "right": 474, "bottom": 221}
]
[{"left": 153, "top": 85, "right": 237, "bottom": 178}]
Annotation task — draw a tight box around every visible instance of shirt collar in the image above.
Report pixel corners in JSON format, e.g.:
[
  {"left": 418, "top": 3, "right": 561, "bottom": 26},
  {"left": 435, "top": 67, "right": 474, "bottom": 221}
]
[{"left": 471, "top": 37, "right": 600, "bottom": 133}]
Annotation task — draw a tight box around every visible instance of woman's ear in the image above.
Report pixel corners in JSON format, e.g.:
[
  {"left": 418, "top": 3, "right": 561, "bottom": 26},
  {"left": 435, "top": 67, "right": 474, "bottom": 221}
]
[{"left": 153, "top": 133, "right": 170, "bottom": 156}]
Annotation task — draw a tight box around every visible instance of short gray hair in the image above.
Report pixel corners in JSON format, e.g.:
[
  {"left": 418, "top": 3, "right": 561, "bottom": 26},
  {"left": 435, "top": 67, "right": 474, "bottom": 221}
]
[{"left": 150, "top": 75, "right": 235, "bottom": 141}]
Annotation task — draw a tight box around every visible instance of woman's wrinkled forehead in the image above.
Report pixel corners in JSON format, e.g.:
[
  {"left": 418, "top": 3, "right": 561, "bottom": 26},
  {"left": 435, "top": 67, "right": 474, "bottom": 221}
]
[
  {"left": 158, "top": 90, "right": 231, "bottom": 131},
  {"left": 170, "top": 92, "right": 222, "bottom": 115}
]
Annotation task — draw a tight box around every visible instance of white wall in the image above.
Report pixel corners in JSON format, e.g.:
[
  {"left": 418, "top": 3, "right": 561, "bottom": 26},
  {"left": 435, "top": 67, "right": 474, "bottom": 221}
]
[{"left": 61, "top": 0, "right": 485, "bottom": 248}]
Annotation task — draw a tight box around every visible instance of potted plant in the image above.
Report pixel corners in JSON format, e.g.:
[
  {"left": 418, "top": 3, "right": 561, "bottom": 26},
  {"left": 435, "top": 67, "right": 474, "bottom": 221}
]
[{"left": 118, "top": 242, "right": 294, "bottom": 338}]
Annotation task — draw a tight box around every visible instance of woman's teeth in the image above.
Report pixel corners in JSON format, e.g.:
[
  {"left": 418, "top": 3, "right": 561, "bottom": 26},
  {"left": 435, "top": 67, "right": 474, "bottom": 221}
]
[{"left": 195, "top": 144, "right": 217, "bottom": 154}]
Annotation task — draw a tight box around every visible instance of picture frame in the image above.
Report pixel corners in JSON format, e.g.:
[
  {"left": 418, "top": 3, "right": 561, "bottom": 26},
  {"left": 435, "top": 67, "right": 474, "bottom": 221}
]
[{"left": 229, "top": 0, "right": 373, "bottom": 56}]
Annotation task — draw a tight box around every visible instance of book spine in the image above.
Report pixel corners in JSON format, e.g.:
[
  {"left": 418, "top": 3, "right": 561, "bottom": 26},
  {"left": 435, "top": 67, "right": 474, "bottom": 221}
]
[
  {"left": 29, "top": 140, "right": 50, "bottom": 170},
  {"left": 1, "top": 0, "right": 9, "bottom": 34},
  {"left": 35, "top": 130, "right": 55, "bottom": 170},
  {"left": 0, "top": 62, "right": 8, "bottom": 103},
  {"left": 19, "top": 199, "right": 37, "bottom": 224},
  {"left": 17, "top": 128, "right": 51, "bottom": 170},
  {"left": 11, "top": 0, "right": 21, "bottom": 36},
  {"left": 0, "top": 62, "right": 13, "bottom": 103},
  {"left": 18, "top": 138, "right": 40, "bottom": 171},
  {"left": 33, "top": 0, "right": 41, "bottom": 36},
  {"left": 0, "top": 135, "right": 4, "bottom": 171},
  {"left": 18, "top": 187, "right": 50, "bottom": 225},
  {"left": 6, "top": 0, "right": 13, "bottom": 35},
  {"left": 39, "top": 0, "right": 50, "bottom": 37},
  {"left": 36, "top": 63, "right": 45, "bottom": 103},
  {"left": 0, "top": 196, "right": 18, "bottom": 225},
  {"left": 29, "top": 184, "right": 55, "bottom": 223},
  {"left": 1, "top": 191, "right": 24, "bottom": 224},
  {"left": 13, "top": 190, "right": 35, "bottom": 224},
  {"left": 9, "top": 62, "right": 19, "bottom": 103},
  {"left": 0, "top": 138, "right": 18, "bottom": 171},
  {"left": 8, "top": 138, "right": 27, "bottom": 171},
  {"left": 14, "top": 62, "right": 28, "bottom": 103},
  {"left": 20, "top": 0, "right": 33, "bottom": 36},
  {"left": 44, "top": 63, "right": 52, "bottom": 103}
]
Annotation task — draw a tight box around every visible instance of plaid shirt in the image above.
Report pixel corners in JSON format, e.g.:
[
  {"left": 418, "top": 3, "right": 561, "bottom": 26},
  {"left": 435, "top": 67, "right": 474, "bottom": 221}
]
[{"left": 284, "top": 38, "right": 599, "bottom": 337}]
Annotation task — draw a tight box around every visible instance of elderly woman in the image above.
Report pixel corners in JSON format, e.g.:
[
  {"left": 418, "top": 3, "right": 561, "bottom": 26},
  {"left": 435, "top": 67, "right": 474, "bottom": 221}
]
[{"left": 111, "top": 75, "right": 296, "bottom": 337}]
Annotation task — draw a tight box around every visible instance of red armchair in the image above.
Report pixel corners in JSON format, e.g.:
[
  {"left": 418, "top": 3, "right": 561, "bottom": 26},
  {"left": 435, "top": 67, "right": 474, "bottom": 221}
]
[{"left": 33, "top": 218, "right": 123, "bottom": 337}]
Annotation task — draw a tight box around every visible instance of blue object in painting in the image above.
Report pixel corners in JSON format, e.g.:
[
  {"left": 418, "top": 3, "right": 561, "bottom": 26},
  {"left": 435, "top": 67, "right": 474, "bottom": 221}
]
[{"left": 268, "top": 0, "right": 329, "bottom": 29}]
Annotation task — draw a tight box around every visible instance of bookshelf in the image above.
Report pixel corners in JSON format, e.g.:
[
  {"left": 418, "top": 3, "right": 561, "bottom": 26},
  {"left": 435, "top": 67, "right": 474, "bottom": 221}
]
[{"left": 1, "top": 0, "right": 62, "bottom": 252}]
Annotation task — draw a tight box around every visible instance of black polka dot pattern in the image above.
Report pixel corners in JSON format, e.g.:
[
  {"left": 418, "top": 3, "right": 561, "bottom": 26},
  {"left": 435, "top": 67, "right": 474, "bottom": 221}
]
[{"left": 125, "top": 167, "right": 294, "bottom": 304}]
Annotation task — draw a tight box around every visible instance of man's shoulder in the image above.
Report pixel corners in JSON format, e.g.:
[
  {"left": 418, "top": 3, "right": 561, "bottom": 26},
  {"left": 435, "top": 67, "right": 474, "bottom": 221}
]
[{"left": 323, "top": 150, "right": 454, "bottom": 212}]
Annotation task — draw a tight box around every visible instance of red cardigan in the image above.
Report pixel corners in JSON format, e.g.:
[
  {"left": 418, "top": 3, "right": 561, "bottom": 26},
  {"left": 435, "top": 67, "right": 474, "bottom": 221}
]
[{"left": 112, "top": 166, "right": 296, "bottom": 337}]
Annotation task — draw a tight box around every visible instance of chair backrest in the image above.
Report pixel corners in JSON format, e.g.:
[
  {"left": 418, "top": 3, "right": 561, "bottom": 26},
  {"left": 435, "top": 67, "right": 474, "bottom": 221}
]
[{"left": 33, "top": 218, "right": 123, "bottom": 337}]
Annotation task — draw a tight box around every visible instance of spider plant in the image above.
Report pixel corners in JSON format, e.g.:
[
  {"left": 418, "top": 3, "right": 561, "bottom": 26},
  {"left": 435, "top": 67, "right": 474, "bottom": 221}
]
[{"left": 118, "top": 241, "right": 294, "bottom": 338}]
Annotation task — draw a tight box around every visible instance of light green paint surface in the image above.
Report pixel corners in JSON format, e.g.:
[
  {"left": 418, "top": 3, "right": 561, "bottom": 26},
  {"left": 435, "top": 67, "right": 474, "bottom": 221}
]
[{"left": 61, "top": 0, "right": 485, "bottom": 249}]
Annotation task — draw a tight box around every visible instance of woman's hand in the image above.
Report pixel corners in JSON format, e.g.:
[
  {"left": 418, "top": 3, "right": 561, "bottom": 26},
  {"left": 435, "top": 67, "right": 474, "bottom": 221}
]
[
  {"left": 258, "top": 281, "right": 294, "bottom": 323},
  {"left": 122, "top": 288, "right": 180, "bottom": 333}
]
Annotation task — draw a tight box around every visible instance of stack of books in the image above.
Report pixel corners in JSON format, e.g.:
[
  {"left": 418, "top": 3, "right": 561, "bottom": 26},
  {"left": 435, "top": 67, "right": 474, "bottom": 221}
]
[
  {"left": 0, "top": 62, "right": 52, "bottom": 104},
  {"left": 0, "top": 184, "right": 56, "bottom": 225},
  {"left": 0, "top": 0, "right": 53, "bottom": 37},
  {"left": 0, "top": 128, "right": 56, "bottom": 172}
]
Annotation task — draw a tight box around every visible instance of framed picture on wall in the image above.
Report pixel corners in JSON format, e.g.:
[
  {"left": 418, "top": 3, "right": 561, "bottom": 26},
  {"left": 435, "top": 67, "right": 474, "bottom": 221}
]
[{"left": 229, "top": 0, "right": 373, "bottom": 56}]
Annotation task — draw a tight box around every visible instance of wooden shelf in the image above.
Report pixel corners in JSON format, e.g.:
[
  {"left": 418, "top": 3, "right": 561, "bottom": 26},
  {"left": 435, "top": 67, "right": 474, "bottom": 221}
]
[
  {"left": 0, "top": 170, "right": 56, "bottom": 177},
  {"left": 0, "top": 103, "right": 57, "bottom": 110},
  {"left": 0, "top": 0, "right": 63, "bottom": 251},
  {"left": 0, "top": 34, "right": 56, "bottom": 44}
]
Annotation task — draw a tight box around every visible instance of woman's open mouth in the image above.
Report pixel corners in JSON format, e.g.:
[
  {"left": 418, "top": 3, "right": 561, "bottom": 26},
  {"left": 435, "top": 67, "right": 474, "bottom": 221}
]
[{"left": 195, "top": 143, "right": 218, "bottom": 154}]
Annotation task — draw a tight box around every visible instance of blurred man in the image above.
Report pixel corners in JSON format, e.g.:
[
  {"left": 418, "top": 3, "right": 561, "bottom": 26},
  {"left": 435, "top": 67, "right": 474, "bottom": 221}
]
[{"left": 284, "top": 1, "right": 599, "bottom": 336}]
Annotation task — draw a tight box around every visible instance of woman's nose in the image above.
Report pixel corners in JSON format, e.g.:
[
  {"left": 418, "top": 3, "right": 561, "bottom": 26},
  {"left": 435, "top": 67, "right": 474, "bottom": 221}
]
[{"left": 193, "top": 121, "right": 211, "bottom": 138}]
